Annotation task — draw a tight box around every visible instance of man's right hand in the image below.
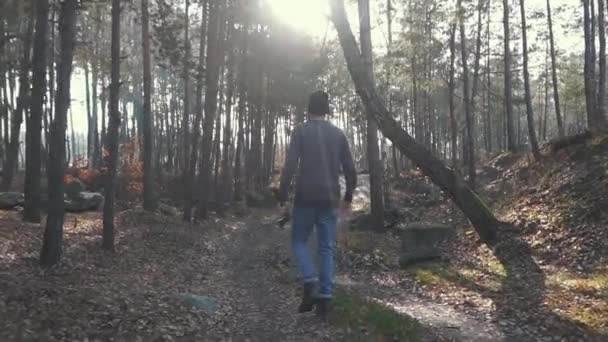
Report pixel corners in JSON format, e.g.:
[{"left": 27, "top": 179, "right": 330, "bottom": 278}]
[{"left": 338, "top": 200, "right": 352, "bottom": 219}]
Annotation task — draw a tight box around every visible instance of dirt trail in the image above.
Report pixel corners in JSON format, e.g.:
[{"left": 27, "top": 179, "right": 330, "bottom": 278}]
[
  {"left": 200, "top": 210, "right": 507, "bottom": 341},
  {"left": 195, "top": 214, "right": 333, "bottom": 341}
]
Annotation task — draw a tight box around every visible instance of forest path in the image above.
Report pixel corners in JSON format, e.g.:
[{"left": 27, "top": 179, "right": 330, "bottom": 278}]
[
  {"left": 202, "top": 209, "right": 508, "bottom": 341},
  {"left": 210, "top": 213, "right": 340, "bottom": 341}
]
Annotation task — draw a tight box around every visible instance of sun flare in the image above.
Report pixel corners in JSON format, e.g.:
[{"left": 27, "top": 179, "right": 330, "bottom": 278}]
[{"left": 266, "top": 0, "right": 330, "bottom": 38}]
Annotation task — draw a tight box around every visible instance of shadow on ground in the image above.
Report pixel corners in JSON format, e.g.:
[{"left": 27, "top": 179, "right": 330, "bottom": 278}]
[{"left": 491, "top": 224, "right": 605, "bottom": 341}]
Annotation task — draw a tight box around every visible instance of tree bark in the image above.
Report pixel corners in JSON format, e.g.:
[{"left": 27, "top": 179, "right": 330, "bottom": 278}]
[
  {"left": 92, "top": 6, "right": 101, "bottom": 168},
  {"left": 584, "top": 0, "right": 602, "bottom": 133},
  {"left": 386, "top": 0, "right": 399, "bottom": 179},
  {"left": 40, "top": 0, "right": 78, "bottom": 267},
  {"left": 102, "top": 0, "right": 122, "bottom": 252},
  {"left": 330, "top": 0, "right": 498, "bottom": 244},
  {"left": 24, "top": 0, "right": 49, "bottom": 223},
  {"left": 85, "top": 63, "right": 92, "bottom": 166},
  {"left": 195, "top": 0, "right": 225, "bottom": 220},
  {"left": 2, "top": 12, "right": 34, "bottom": 191},
  {"left": 69, "top": 104, "right": 76, "bottom": 164},
  {"left": 458, "top": 0, "right": 476, "bottom": 187},
  {"left": 546, "top": 0, "right": 564, "bottom": 138},
  {"left": 233, "top": 20, "right": 248, "bottom": 203},
  {"left": 141, "top": 0, "right": 156, "bottom": 210},
  {"left": 448, "top": 25, "right": 458, "bottom": 169},
  {"left": 183, "top": 0, "right": 208, "bottom": 221},
  {"left": 181, "top": 0, "right": 191, "bottom": 172},
  {"left": 101, "top": 75, "right": 107, "bottom": 149},
  {"left": 597, "top": 0, "right": 607, "bottom": 128},
  {"left": 519, "top": 0, "right": 541, "bottom": 160},
  {"left": 220, "top": 23, "right": 236, "bottom": 210},
  {"left": 502, "top": 0, "right": 516, "bottom": 151},
  {"left": 358, "top": 0, "right": 384, "bottom": 231}
]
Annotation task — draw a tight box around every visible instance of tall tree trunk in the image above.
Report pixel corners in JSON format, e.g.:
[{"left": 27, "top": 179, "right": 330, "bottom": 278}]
[
  {"left": 92, "top": 5, "right": 101, "bottom": 168},
  {"left": 195, "top": 0, "right": 224, "bottom": 220},
  {"left": 102, "top": 0, "right": 122, "bottom": 251},
  {"left": 25, "top": 0, "right": 49, "bottom": 223},
  {"left": 220, "top": 24, "right": 236, "bottom": 210},
  {"left": 448, "top": 25, "right": 458, "bottom": 169},
  {"left": 85, "top": 63, "right": 92, "bottom": 166},
  {"left": 584, "top": 0, "right": 601, "bottom": 132},
  {"left": 546, "top": 0, "right": 564, "bottom": 137},
  {"left": 69, "top": 106, "right": 75, "bottom": 164},
  {"left": 458, "top": 0, "right": 476, "bottom": 187},
  {"left": 2, "top": 12, "right": 34, "bottom": 191},
  {"left": 101, "top": 76, "right": 107, "bottom": 149},
  {"left": 212, "top": 76, "right": 223, "bottom": 196},
  {"left": 183, "top": 0, "right": 208, "bottom": 221},
  {"left": 233, "top": 21, "right": 248, "bottom": 203},
  {"left": 47, "top": 2, "right": 56, "bottom": 146},
  {"left": 471, "top": 0, "right": 485, "bottom": 105},
  {"left": 181, "top": 0, "right": 191, "bottom": 172},
  {"left": 543, "top": 45, "right": 550, "bottom": 140},
  {"left": 40, "top": 0, "right": 78, "bottom": 267},
  {"left": 211, "top": 88, "right": 225, "bottom": 196},
  {"left": 330, "top": 0, "right": 498, "bottom": 243},
  {"left": 141, "top": 0, "right": 156, "bottom": 210},
  {"left": 597, "top": 0, "right": 607, "bottom": 128},
  {"left": 486, "top": 4, "right": 493, "bottom": 152},
  {"left": 386, "top": 0, "right": 399, "bottom": 179},
  {"left": 502, "top": 0, "right": 516, "bottom": 151},
  {"left": 0, "top": 11, "right": 5, "bottom": 168},
  {"left": 519, "top": 0, "right": 541, "bottom": 160},
  {"left": 358, "top": 0, "right": 384, "bottom": 231},
  {"left": 262, "top": 107, "right": 275, "bottom": 184}
]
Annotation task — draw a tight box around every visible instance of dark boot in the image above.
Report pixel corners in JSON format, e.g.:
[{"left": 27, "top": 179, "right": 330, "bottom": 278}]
[
  {"left": 298, "top": 283, "right": 316, "bottom": 313},
  {"left": 315, "top": 298, "right": 331, "bottom": 319}
]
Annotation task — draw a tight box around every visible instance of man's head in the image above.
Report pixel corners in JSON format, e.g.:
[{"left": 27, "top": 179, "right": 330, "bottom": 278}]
[{"left": 308, "top": 91, "right": 330, "bottom": 117}]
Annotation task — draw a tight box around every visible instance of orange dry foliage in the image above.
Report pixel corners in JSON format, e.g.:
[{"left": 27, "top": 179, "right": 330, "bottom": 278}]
[
  {"left": 64, "top": 174, "right": 78, "bottom": 185},
  {"left": 118, "top": 139, "right": 145, "bottom": 199}
]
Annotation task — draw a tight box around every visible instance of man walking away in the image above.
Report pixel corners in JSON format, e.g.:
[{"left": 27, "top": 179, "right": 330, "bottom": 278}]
[{"left": 278, "top": 91, "right": 357, "bottom": 318}]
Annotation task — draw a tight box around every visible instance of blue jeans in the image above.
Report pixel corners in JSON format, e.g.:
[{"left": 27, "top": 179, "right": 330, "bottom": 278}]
[{"left": 291, "top": 205, "right": 337, "bottom": 298}]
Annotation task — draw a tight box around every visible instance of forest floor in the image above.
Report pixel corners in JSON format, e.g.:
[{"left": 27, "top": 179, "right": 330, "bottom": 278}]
[
  {"left": 1, "top": 137, "right": 607, "bottom": 341},
  {"left": 0, "top": 207, "right": 437, "bottom": 341}
]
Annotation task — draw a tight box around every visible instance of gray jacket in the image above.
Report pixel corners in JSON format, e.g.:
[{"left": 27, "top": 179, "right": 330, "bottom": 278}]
[{"left": 279, "top": 119, "right": 357, "bottom": 207}]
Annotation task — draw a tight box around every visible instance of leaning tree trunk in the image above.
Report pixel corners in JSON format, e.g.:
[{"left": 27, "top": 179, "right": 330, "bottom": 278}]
[
  {"left": 519, "top": 0, "right": 541, "bottom": 161},
  {"left": 141, "top": 0, "right": 156, "bottom": 210},
  {"left": 330, "top": 0, "right": 498, "bottom": 244},
  {"left": 358, "top": 0, "right": 385, "bottom": 231},
  {"left": 502, "top": 0, "right": 516, "bottom": 152},
  {"left": 546, "top": 0, "right": 564, "bottom": 138},
  {"left": 195, "top": 0, "right": 224, "bottom": 220},
  {"left": 40, "top": 0, "right": 78, "bottom": 267},
  {"left": 2, "top": 13, "right": 34, "bottom": 191},
  {"left": 102, "top": 0, "right": 122, "bottom": 252},
  {"left": 24, "top": 0, "right": 49, "bottom": 223}
]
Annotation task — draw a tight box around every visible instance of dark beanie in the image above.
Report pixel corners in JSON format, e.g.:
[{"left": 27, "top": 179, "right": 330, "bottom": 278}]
[{"left": 308, "top": 91, "right": 330, "bottom": 115}]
